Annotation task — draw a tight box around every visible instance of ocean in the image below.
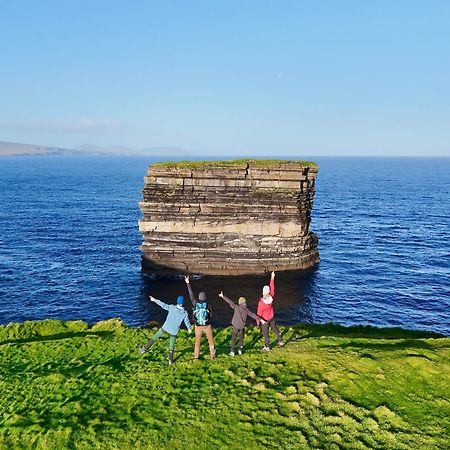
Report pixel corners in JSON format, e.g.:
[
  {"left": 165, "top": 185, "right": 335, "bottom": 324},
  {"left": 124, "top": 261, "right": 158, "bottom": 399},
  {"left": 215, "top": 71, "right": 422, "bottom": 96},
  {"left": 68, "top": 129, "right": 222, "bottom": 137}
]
[{"left": 0, "top": 156, "right": 449, "bottom": 334}]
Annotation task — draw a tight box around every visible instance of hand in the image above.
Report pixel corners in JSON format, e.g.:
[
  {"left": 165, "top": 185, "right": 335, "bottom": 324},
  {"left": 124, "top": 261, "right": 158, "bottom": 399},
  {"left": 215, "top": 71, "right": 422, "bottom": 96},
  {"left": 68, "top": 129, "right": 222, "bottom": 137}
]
[
  {"left": 271, "top": 271, "right": 275, "bottom": 279},
  {"left": 188, "top": 328, "right": 192, "bottom": 334},
  {"left": 149, "top": 295, "right": 155, "bottom": 302},
  {"left": 184, "top": 275, "right": 190, "bottom": 284},
  {"left": 261, "top": 319, "right": 267, "bottom": 324},
  {"left": 218, "top": 291, "right": 224, "bottom": 298}
]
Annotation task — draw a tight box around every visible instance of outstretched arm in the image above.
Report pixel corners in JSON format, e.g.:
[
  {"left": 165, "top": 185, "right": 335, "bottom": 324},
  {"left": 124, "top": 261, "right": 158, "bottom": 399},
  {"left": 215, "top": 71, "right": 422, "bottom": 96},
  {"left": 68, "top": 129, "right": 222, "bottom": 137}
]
[
  {"left": 149, "top": 296, "right": 169, "bottom": 311},
  {"left": 184, "top": 312, "right": 192, "bottom": 330},
  {"left": 269, "top": 271, "right": 275, "bottom": 298},
  {"left": 184, "top": 275, "right": 196, "bottom": 306},
  {"left": 219, "top": 291, "right": 235, "bottom": 309},
  {"left": 247, "top": 309, "right": 265, "bottom": 323}
]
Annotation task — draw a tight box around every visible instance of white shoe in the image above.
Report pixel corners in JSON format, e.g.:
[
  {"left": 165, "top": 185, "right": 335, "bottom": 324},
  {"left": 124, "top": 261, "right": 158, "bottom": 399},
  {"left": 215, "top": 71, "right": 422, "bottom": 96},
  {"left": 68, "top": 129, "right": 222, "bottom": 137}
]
[
  {"left": 238, "top": 349, "right": 243, "bottom": 355},
  {"left": 229, "top": 351, "right": 235, "bottom": 356},
  {"left": 262, "top": 346, "right": 270, "bottom": 352}
]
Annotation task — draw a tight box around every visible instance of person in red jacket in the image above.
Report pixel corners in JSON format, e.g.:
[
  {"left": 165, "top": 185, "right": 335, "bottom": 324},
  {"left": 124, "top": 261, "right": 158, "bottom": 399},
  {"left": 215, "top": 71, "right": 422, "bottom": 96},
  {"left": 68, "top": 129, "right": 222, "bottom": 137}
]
[{"left": 257, "top": 271, "right": 284, "bottom": 351}]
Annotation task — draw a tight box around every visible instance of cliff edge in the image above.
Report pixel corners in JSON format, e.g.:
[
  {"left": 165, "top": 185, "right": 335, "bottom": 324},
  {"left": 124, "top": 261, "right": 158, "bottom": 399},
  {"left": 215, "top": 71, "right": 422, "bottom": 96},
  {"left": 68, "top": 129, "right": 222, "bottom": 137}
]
[{"left": 139, "top": 159, "right": 319, "bottom": 275}]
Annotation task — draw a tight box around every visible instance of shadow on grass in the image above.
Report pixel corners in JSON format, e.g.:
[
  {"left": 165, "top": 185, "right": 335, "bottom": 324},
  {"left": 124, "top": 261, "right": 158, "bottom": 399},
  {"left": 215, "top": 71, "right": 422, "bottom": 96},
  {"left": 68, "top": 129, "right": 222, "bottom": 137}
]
[
  {"left": 334, "top": 339, "right": 441, "bottom": 352},
  {"left": 284, "top": 323, "right": 446, "bottom": 343},
  {"left": 3, "top": 353, "right": 133, "bottom": 379},
  {"left": 0, "top": 330, "right": 114, "bottom": 346},
  {"left": 279, "top": 323, "right": 449, "bottom": 357},
  {"left": 161, "top": 326, "right": 267, "bottom": 361}
]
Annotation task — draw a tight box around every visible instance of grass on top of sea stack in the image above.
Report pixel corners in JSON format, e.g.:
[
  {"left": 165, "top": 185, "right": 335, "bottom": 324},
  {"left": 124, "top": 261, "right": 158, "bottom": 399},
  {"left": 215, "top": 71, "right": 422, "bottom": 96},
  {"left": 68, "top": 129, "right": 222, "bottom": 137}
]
[
  {"left": 0, "top": 319, "right": 448, "bottom": 449},
  {"left": 152, "top": 159, "right": 319, "bottom": 169}
]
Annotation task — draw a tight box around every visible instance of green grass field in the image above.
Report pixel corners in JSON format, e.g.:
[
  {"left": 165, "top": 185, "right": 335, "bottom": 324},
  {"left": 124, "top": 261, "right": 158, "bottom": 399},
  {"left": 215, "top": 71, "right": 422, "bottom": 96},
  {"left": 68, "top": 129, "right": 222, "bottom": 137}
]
[{"left": 0, "top": 319, "right": 448, "bottom": 449}]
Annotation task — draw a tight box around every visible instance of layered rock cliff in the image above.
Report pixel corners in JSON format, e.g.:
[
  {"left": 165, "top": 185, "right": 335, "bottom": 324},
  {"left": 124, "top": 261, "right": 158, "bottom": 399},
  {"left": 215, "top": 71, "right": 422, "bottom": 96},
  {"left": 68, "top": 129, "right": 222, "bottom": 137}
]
[{"left": 139, "top": 160, "right": 319, "bottom": 275}]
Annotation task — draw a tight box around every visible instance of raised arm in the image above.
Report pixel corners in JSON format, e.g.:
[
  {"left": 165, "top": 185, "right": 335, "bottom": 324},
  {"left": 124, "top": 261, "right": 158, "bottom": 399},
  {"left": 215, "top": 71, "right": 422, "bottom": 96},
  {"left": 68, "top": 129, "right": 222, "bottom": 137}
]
[
  {"left": 184, "top": 275, "right": 196, "bottom": 306},
  {"left": 269, "top": 271, "right": 275, "bottom": 298},
  {"left": 150, "top": 296, "right": 169, "bottom": 311},
  {"left": 219, "top": 291, "right": 235, "bottom": 309}
]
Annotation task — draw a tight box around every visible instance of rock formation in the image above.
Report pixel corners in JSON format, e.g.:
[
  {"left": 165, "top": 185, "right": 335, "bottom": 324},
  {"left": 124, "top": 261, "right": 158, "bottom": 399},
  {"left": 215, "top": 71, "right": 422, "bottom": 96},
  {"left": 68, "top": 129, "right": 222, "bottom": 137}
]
[{"left": 139, "top": 160, "right": 319, "bottom": 275}]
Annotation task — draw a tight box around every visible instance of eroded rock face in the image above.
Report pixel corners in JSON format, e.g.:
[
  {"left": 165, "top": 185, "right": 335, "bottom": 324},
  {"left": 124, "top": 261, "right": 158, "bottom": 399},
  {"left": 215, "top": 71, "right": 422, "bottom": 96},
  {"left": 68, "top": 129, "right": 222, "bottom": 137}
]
[{"left": 139, "top": 160, "right": 319, "bottom": 275}]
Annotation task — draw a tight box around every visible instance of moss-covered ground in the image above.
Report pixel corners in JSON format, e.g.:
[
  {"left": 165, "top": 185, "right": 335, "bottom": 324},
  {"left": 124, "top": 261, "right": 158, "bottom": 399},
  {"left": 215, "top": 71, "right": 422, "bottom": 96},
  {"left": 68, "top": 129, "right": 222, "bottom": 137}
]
[
  {"left": 152, "top": 159, "right": 318, "bottom": 169},
  {"left": 0, "top": 320, "right": 448, "bottom": 449}
]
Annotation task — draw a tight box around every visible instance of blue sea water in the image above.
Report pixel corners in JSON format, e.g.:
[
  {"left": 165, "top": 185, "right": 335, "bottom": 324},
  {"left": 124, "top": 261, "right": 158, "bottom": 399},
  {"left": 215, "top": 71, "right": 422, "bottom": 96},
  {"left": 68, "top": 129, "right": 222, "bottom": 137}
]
[{"left": 0, "top": 156, "right": 449, "bottom": 334}]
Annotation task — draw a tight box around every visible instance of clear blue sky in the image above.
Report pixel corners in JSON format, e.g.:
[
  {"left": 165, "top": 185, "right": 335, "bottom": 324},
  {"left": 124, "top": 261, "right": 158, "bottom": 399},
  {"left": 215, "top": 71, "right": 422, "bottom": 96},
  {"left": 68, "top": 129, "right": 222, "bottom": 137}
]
[{"left": 1, "top": 1, "right": 449, "bottom": 157}]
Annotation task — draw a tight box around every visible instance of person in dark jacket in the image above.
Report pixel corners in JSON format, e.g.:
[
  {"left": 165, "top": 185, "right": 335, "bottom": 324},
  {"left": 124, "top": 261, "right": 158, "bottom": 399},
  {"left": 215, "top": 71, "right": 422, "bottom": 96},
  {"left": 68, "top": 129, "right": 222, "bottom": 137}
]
[
  {"left": 219, "top": 291, "right": 266, "bottom": 356},
  {"left": 184, "top": 275, "right": 216, "bottom": 359},
  {"left": 139, "top": 295, "right": 192, "bottom": 365}
]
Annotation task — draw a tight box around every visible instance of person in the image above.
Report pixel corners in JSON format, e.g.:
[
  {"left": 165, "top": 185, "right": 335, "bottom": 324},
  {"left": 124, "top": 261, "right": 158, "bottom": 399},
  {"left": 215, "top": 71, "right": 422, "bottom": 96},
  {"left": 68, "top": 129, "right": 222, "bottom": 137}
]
[
  {"left": 139, "top": 295, "right": 192, "bottom": 365},
  {"left": 257, "top": 271, "right": 284, "bottom": 351},
  {"left": 184, "top": 275, "right": 216, "bottom": 359},
  {"left": 219, "top": 291, "right": 266, "bottom": 356}
]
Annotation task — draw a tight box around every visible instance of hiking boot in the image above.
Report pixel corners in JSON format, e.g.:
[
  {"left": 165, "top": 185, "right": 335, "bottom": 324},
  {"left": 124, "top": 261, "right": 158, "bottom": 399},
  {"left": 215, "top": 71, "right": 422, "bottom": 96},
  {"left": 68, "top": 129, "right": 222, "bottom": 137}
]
[
  {"left": 262, "top": 346, "right": 270, "bottom": 352},
  {"left": 168, "top": 350, "right": 174, "bottom": 365},
  {"left": 229, "top": 351, "right": 235, "bottom": 357},
  {"left": 238, "top": 348, "right": 243, "bottom": 355},
  {"left": 210, "top": 347, "right": 216, "bottom": 359},
  {"left": 139, "top": 339, "right": 155, "bottom": 354},
  {"left": 278, "top": 341, "right": 285, "bottom": 347}
]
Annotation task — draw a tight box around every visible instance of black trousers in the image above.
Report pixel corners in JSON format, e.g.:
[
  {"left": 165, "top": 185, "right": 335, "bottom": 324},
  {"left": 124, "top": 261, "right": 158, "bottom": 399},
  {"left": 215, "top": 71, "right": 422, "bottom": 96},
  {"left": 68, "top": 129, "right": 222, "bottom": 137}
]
[
  {"left": 261, "top": 319, "right": 282, "bottom": 347},
  {"left": 231, "top": 326, "right": 245, "bottom": 351}
]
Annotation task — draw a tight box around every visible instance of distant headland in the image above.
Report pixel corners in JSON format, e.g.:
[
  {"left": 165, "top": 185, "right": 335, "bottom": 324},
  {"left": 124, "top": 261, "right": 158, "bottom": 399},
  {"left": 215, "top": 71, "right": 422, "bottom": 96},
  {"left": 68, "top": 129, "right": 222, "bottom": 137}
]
[
  {"left": 0, "top": 140, "right": 186, "bottom": 157},
  {"left": 0, "top": 141, "right": 82, "bottom": 156}
]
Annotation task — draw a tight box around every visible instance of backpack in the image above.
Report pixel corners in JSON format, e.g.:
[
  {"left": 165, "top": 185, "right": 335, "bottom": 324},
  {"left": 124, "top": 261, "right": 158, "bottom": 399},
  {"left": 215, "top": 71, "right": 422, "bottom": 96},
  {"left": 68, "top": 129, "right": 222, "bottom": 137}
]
[{"left": 194, "top": 302, "right": 210, "bottom": 326}]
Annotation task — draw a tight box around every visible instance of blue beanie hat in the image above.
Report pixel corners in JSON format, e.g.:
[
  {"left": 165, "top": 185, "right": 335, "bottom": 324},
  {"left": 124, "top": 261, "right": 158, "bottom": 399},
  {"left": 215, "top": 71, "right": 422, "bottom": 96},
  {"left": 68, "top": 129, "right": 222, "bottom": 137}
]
[{"left": 177, "top": 295, "right": 184, "bottom": 305}]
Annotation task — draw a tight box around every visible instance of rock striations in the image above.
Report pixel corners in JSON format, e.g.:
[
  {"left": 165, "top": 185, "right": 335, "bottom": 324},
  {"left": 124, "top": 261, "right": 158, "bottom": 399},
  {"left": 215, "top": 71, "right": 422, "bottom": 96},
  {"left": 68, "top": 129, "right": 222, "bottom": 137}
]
[{"left": 139, "top": 160, "right": 319, "bottom": 275}]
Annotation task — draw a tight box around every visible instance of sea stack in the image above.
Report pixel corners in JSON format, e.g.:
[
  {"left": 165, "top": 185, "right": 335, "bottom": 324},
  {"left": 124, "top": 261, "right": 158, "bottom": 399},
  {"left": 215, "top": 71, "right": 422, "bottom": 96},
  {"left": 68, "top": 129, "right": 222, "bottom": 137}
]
[{"left": 139, "top": 160, "right": 319, "bottom": 275}]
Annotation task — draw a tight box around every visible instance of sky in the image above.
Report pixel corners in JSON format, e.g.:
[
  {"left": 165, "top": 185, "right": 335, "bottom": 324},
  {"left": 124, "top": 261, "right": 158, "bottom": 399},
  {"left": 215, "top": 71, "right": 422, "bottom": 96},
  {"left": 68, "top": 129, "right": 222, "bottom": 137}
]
[{"left": 0, "top": 1, "right": 449, "bottom": 157}]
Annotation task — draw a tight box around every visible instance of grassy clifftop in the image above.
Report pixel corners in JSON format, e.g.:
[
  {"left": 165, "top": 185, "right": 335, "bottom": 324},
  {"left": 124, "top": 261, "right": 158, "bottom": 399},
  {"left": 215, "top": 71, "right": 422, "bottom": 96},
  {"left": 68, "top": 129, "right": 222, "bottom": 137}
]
[
  {"left": 152, "top": 159, "right": 319, "bottom": 169},
  {"left": 0, "top": 320, "right": 448, "bottom": 449}
]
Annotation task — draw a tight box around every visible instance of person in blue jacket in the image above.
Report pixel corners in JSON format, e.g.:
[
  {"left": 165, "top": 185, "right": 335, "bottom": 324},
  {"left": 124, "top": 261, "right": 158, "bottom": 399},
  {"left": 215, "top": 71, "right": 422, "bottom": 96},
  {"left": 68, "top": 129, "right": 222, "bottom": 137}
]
[{"left": 140, "top": 295, "right": 192, "bottom": 365}]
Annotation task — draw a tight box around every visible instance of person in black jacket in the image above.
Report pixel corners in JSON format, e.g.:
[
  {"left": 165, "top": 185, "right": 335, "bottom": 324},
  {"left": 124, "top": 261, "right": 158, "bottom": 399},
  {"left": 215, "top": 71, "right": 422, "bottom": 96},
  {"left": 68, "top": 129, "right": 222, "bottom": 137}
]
[{"left": 219, "top": 291, "right": 266, "bottom": 356}]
